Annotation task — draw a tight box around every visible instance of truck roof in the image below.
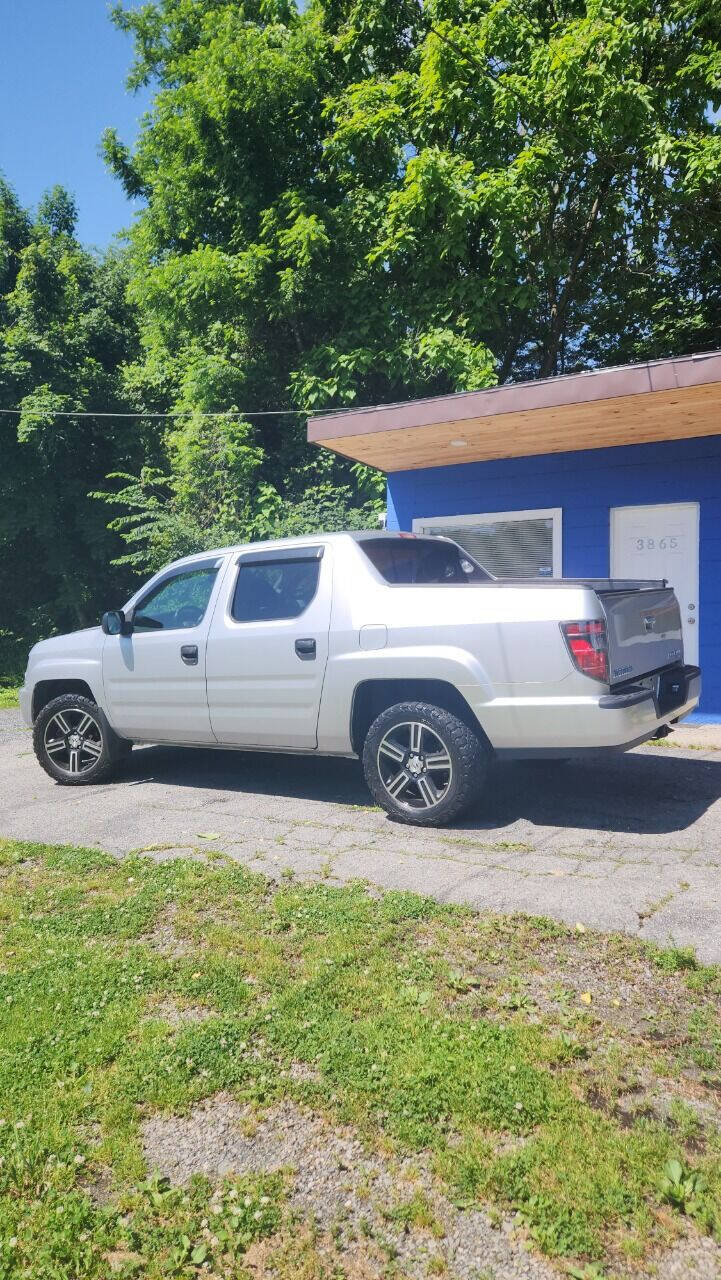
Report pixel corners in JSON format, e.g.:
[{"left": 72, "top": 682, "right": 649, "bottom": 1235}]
[
  {"left": 169, "top": 529, "right": 408, "bottom": 568},
  {"left": 166, "top": 533, "right": 666, "bottom": 590}
]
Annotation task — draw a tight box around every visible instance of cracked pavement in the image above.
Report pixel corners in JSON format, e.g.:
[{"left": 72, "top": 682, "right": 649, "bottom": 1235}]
[{"left": 2, "top": 709, "right": 720, "bottom": 962}]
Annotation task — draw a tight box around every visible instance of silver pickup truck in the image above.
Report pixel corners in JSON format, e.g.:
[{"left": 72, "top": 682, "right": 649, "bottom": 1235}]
[{"left": 20, "top": 531, "right": 700, "bottom": 826}]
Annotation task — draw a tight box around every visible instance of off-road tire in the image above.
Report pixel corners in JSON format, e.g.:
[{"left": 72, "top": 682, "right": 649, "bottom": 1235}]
[
  {"left": 362, "top": 700, "right": 489, "bottom": 827},
  {"left": 33, "top": 693, "right": 129, "bottom": 786}
]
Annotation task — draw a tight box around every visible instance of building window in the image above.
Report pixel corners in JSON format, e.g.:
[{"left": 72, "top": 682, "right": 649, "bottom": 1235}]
[{"left": 412, "top": 508, "right": 562, "bottom": 579}]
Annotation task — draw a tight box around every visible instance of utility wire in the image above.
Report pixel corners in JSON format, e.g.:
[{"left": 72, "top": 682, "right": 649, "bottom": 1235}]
[{"left": 0, "top": 405, "right": 352, "bottom": 419}]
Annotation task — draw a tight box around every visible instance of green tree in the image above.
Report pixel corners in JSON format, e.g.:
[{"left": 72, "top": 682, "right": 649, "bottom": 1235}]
[
  {"left": 4, "top": 0, "right": 718, "bottom": 643},
  {"left": 98, "top": 0, "right": 720, "bottom": 562},
  {"left": 104, "top": 0, "right": 720, "bottom": 406},
  {"left": 0, "top": 180, "right": 143, "bottom": 673}
]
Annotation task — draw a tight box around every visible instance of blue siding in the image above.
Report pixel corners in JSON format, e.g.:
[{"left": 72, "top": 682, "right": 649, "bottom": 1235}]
[{"left": 386, "top": 435, "right": 721, "bottom": 718}]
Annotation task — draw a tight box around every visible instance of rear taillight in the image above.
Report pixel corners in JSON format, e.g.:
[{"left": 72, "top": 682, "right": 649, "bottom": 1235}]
[{"left": 561, "top": 619, "right": 609, "bottom": 683}]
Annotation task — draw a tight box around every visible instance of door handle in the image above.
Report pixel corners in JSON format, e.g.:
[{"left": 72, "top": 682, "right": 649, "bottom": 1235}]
[
  {"left": 181, "top": 644, "right": 199, "bottom": 665},
  {"left": 295, "top": 637, "right": 316, "bottom": 660}
]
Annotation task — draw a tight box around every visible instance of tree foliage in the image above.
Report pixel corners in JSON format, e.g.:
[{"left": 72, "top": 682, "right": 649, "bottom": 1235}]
[
  {"left": 0, "top": 180, "right": 143, "bottom": 671},
  {"left": 105, "top": 0, "right": 721, "bottom": 398},
  {"left": 93, "top": 0, "right": 720, "bottom": 565},
  {"left": 1, "top": 0, "right": 721, "bottom": 663}
]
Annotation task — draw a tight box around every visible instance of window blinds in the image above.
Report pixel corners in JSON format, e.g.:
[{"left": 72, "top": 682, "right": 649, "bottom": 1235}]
[{"left": 422, "top": 517, "right": 555, "bottom": 579}]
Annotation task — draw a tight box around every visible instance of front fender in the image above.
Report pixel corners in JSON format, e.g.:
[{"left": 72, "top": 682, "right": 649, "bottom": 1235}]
[{"left": 22, "top": 633, "right": 107, "bottom": 724}]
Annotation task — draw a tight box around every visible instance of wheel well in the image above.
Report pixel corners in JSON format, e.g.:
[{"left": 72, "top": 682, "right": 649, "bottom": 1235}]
[
  {"left": 32, "top": 680, "right": 96, "bottom": 721},
  {"left": 350, "top": 678, "right": 487, "bottom": 754}
]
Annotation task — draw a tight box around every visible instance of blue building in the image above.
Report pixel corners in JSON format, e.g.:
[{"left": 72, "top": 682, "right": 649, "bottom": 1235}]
[{"left": 309, "top": 351, "right": 721, "bottom": 720}]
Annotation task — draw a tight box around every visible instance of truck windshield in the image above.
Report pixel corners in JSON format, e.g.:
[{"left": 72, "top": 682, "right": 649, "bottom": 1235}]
[{"left": 359, "top": 537, "right": 494, "bottom": 584}]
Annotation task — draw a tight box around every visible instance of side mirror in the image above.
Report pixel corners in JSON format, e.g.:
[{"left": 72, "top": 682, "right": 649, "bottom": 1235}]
[{"left": 102, "top": 609, "right": 132, "bottom": 636}]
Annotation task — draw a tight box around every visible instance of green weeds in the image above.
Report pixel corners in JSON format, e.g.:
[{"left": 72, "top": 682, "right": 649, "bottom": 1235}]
[
  {"left": 0, "top": 836, "right": 719, "bottom": 1276},
  {"left": 0, "top": 684, "right": 20, "bottom": 709}
]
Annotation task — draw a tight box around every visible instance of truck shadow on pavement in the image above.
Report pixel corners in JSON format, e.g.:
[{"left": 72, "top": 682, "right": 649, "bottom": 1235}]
[{"left": 123, "top": 744, "right": 721, "bottom": 837}]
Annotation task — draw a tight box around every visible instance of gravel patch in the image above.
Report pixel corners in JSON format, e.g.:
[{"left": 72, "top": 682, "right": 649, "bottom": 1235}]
[
  {"left": 653, "top": 725, "right": 721, "bottom": 752},
  {"left": 652, "top": 1231, "right": 721, "bottom": 1279},
  {"left": 141, "top": 1094, "right": 559, "bottom": 1279},
  {"left": 0, "top": 708, "right": 27, "bottom": 745},
  {"left": 141, "top": 1095, "right": 721, "bottom": 1278}
]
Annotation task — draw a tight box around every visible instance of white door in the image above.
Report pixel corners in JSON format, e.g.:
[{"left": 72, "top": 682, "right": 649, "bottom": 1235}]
[
  {"left": 611, "top": 503, "right": 699, "bottom": 665},
  {"left": 102, "top": 558, "right": 226, "bottom": 743},
  {"left": 206, "top": 544, "right": 332, "bottom": 749}
]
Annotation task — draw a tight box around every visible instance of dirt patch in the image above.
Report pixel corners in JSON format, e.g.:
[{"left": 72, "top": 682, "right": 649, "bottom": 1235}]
[
  {"left": 440, "top": 927, "right": 720, "bottom": 1065},
  {"left": 79, "top": 1164, "right": 114, "bottom": 1206},
  {"left": 143, "top": 996, "right": 213, "bottom": 1027},
  {"left": 522, "top": 944, "right": 699, "bottom": 1037},
  {"left": 141, "top": 1094, "right": 559, "bottom": 1279},
  {"left": 287, "top": 1060, "right": 322, "bottom": 1084},
  {"left": 141, "top": 1094, "right": 721, "bottom": 1277},
  {"left": 140, "top": 904, "right": 193, "bottom": 958},
  {"left": 103, "top": 1249, "right": 146, "bottom": 1275}
]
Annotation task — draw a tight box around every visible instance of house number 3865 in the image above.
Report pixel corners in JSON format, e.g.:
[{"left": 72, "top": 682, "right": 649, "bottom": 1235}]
[{"left": 635, "top": 536, "right": 679, "bottom": 551}]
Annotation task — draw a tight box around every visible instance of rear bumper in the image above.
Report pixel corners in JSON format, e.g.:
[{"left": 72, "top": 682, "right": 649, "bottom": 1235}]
[
  {"left": 600, "top": 665, "right": 700, "bottom": 717},
  {"left": 466, "top": 665, "right": 702, "bottom": 757}
]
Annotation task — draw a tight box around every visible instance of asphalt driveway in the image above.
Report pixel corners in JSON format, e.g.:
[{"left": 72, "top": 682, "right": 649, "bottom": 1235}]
[{"left": 2, "top": 707, "right": 720, "bottom": 962}]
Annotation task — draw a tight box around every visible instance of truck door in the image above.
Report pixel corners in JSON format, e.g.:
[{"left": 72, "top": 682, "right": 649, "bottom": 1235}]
[
  {"left": 102, "top": 557, "right": 227, "bottom": 744},
  {"left": 206, "top": 544, "right": 332, "bottom": 749}
]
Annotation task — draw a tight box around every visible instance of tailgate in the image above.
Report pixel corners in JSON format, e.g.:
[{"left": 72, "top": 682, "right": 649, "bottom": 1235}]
[{"left": 598, "top": 588, "right": 684, "bottom": 685}]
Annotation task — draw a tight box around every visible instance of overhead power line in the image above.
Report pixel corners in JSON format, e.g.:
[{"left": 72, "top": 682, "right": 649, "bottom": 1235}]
[{"left": 0, "top": 405, "right": 349, "bottom": 419}]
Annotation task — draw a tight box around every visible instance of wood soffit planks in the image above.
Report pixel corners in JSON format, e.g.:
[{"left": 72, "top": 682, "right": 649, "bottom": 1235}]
[{"left": 307, "top": 353, "right": 721, "bottom": 473}]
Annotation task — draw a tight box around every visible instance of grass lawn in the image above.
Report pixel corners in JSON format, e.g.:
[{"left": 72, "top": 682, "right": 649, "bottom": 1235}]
[
  {"left": 0, "top": 685, "right": 19, "bottom": 710},
  {"left": 0, "top": 837, "right": 719, "bottom": 1278}
]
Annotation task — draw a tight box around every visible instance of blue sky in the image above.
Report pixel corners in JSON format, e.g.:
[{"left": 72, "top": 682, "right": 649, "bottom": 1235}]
[{"left": 0, "top": 1, "right": 151, "bottom": 247}]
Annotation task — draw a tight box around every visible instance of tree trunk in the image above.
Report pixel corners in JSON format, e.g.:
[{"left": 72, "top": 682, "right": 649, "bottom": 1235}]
[{"left": 539, "top": 178, "right": 611, "bottom": 378}]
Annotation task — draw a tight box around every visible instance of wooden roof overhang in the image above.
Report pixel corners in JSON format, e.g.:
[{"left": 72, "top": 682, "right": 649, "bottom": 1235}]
[{"left": 307, "top": 351, "right": 721, "bottom": 473}]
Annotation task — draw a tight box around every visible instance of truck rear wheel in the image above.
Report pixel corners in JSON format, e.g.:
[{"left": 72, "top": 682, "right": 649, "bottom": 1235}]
[
  {"left": 362, "top": 700, "right": 489, "bottom": 827},
  {"left": 33, "top": 693, "right": 128, "bottom": 786}
]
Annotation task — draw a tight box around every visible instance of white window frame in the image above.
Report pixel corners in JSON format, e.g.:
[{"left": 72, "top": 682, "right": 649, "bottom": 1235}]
[{"left": 412, "top": 507, "right": 563, "bottom": 577}]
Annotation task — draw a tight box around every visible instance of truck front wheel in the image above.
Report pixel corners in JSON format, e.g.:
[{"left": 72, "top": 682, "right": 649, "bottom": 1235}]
[
  {"left": 362, "top": 701, "right": 489, "bottom": 827},
  {"left": 33, "top": 693, "right": 129, "bottom": 786}
]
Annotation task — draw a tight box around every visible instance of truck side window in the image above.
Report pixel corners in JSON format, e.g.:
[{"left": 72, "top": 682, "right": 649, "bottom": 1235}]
[
  {"left": 133, "top": 565, "right": 219, "bottom": 631},
  {"left": 359, "top": 538, "right": 493, "bottom": 583},
  {"left": 232, "top": 559, "right": 320, "bottom": 623}
]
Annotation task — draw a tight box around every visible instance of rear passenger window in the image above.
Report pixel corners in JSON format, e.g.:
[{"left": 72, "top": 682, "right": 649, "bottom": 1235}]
[
  {"left": 231, "top": 559, "right": 320, "bottom": 622},
  {"left": 359, "top": 537, "right": 493, "bottom": 584}
]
